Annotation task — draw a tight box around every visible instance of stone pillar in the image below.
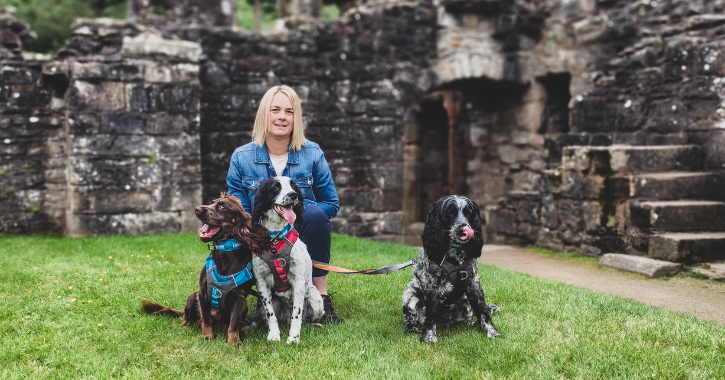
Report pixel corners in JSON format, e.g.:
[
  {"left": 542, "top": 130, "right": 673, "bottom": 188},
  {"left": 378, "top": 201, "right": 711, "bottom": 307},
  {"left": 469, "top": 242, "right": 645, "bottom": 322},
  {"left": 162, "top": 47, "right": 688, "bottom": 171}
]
[{"left": 63, "top": 20, "right": 203, "bottom": 236}]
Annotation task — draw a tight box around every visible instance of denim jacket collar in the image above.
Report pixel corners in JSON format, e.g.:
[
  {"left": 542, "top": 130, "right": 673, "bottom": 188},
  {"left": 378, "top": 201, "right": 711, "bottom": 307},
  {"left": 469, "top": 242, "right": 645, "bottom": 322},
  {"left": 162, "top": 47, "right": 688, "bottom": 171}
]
[{"left": 255, "top": 142, "right": 300, "bottom": 165}]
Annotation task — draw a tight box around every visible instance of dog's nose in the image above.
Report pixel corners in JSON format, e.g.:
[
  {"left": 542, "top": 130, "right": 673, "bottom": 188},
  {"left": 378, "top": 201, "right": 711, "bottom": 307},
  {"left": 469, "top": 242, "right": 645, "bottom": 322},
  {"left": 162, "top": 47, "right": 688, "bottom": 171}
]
[{"left": 195, "top": 206, "right": 204, "bottom": 216}]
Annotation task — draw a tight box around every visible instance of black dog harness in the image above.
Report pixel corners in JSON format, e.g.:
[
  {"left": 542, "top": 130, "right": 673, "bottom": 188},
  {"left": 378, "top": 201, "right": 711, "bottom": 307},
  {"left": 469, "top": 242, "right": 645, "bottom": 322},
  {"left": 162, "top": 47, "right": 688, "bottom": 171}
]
[
  {"left": 437, "top": 243, "right": 474, "bottom": 305},
  {"left": 256, "top": 226, "right": 299, "bottom": 292}
]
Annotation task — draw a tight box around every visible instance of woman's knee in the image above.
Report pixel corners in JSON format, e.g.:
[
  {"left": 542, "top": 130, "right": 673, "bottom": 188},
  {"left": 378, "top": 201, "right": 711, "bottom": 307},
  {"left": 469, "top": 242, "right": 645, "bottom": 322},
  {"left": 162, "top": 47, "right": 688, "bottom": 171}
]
[{"left": 301, "top": 205, "right": 330, "bottom": 231}]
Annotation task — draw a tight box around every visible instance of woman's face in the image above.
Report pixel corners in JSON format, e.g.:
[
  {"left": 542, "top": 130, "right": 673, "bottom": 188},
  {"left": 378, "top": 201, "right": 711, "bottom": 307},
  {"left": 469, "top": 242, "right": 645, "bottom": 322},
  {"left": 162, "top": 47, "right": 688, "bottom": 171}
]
[{"left": 268, "top": 92, "right": 294, "bottom": 139}]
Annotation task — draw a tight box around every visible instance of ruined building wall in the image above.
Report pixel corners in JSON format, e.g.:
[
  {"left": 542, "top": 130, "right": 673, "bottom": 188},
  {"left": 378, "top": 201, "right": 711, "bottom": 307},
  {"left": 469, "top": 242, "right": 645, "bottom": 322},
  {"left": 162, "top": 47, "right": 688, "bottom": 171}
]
[{"left": 1, "top": 0, "right": 724, "bottom": 252}]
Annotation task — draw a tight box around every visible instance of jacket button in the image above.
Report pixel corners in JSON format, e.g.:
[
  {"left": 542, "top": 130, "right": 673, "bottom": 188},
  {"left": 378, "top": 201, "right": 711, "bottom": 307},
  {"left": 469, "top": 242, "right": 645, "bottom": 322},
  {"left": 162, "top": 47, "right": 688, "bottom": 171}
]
[{"left": 307, "top": 179, "right": 312, "bottom": 185}]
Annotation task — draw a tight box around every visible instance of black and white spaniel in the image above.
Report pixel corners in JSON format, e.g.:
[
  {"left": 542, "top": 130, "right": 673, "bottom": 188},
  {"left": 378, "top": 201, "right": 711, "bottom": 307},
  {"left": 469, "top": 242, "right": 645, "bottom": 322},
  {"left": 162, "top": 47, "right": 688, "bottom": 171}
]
[
  {"left": 402, "top": 195, "right": 501, "bottom": 343},
  {"left": 250, "top": 176, "right": 324, "bottom": 344}
]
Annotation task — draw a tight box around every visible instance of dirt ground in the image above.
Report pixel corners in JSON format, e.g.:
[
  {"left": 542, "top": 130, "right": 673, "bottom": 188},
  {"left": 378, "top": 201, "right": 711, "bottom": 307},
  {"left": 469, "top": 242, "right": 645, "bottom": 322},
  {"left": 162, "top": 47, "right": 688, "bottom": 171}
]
[{"left": 478, "top": 245, "right": 725, "bottom": 326}]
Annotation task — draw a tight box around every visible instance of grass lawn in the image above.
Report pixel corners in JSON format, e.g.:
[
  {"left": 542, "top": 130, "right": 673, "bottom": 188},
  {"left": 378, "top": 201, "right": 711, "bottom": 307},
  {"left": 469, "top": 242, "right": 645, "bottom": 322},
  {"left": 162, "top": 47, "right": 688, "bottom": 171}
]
[{"left": 1, "top": 233, "right": 725, "bottom": 379}]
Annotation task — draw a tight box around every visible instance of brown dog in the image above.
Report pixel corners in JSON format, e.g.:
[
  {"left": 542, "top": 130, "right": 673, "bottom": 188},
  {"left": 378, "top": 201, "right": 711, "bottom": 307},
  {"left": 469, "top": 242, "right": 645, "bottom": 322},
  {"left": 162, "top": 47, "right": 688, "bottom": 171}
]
[{"left": 141, "top": 194, "right": 270, "bottom": 345}]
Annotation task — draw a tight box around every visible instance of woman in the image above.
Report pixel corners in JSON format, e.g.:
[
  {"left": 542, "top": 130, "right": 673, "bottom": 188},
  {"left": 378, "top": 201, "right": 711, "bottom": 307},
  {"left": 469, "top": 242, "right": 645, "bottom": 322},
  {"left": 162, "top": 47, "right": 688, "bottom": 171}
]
[{"left": 226, "top": 85, "right": 341, "bottom": 324}]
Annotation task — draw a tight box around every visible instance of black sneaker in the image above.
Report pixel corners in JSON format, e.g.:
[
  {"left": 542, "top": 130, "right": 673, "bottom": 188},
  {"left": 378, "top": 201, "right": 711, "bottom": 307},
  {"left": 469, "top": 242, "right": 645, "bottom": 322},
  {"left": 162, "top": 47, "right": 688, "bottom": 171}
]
[{"left": 321, "top": 294, "right": 341, "bottom": 324}]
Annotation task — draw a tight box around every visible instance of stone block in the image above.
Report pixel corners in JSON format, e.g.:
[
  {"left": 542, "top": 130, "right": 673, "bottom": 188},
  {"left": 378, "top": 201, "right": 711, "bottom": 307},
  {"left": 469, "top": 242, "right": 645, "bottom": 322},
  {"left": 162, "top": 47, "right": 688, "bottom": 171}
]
[
  {"left": 155, "top": 85, "right": 200, "bottom": 114},
  {"left": 2, "top": 65, "right": 37, "bottom": 84},
  {"left": 68, "top": 114, "right": 100, "bottom": 135},
  {"left": 68, "top": 212, "right": 183, "bottom": 237},
  {"left": 72, "top": 62, "right": 143, "bottom": 81},
  {"left": 631, "top": 200, "right": 725, "bottom": 232},
  {"left": 598, "top": 253, "right": 682, "bottom": 278},
  {"left": 101, "top": 113, "right": 145, "bottom": 134},
  {"left": 71, "top": 186, "right": 154, "bottom": 214},
  {"left": 122, "top": 32, "right": 202, "bottom": 63},
  {"left": 649, "top": 232, "right": 725, "bottom": 264},
  {"left": 561, "top": 173, "right": 603, "bottom": 199},
  {"left": 704, "top": 130, "right": 725, "bottom": 169},
  {"left": 146, "top": 113, "right": 195, "bottom": 135},
  {"left": 144, "top": 62, "right": 199, "bottom": 84},
  {"left": 380, "top": 212, "right": 404, "bottom": 235},
  {"left": 171, "top": 156, "right": 202, "bottom": 185},
  {"left": 70, "top": 135, "right": 155, "bottom": 157},
  {"left": 70, "top": 81, "right": 125, "bottom": 111},
  {"left": 157, "top": 133, "right": 200, "bottom": 156}
]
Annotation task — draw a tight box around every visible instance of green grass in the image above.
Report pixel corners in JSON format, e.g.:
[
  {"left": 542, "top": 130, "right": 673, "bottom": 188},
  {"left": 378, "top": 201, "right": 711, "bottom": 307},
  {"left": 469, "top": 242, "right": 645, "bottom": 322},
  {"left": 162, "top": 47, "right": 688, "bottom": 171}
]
[{"left": 1, "top": 233, "right": 725, "bottom": 379}]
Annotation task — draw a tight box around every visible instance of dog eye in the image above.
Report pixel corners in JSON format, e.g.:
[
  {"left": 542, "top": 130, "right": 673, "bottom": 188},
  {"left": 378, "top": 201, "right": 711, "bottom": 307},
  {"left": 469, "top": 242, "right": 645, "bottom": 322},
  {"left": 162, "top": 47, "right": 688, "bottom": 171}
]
[{"left": 219, "top": 204, "right": 226, "bottom": 210}]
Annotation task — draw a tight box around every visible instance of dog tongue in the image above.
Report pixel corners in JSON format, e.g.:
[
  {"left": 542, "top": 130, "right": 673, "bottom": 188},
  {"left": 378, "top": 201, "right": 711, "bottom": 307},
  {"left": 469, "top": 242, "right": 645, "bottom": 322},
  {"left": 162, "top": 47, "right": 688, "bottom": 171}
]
[
  {"left": 280, "top": 205, "right": 296, "bottom": 225},
  {"left": 461, "top": 226, "right": 474, "bottom": 241},
  {"left": 198, "top": 224, "right": 220, "bottom": 238}
]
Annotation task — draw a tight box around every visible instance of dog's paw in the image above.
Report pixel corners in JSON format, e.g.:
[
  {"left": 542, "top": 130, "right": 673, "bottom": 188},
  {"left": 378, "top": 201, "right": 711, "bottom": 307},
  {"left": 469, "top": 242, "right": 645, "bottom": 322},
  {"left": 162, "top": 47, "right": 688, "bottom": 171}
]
[
  {"left": 267, "top": 331, "right": 281, "bottom": 342},
  {"left": 486, "top": 303, "right": 500, "bottom": 314},
  {"left": 420, "top": 329, "right": 437, "bottom": 344},
  {"left": 201, "top": 326, "right": 214, "bottom": 340},
  {"left": 483, "top": 323, "right": 501, "bottom": 339},
  {"left": 286, "top": 335, "right": 300, "bottom": 344},
  {"left": 227, "top": 333, "right": 243, "bottom": 346}
]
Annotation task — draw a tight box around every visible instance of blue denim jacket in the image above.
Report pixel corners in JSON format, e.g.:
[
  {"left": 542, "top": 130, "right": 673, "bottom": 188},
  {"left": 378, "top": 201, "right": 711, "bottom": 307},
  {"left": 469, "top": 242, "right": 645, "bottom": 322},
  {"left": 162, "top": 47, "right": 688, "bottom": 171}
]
[{"left": 226, "top": 140, "right": 339, "bottom": 220}]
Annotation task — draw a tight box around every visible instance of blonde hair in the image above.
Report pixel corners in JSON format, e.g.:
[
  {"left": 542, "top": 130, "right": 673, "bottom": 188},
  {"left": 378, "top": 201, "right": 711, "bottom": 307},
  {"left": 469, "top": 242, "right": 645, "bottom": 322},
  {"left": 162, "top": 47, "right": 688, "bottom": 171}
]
[{"left": 252, "top": 85, "right": 306, "bottom": 151}]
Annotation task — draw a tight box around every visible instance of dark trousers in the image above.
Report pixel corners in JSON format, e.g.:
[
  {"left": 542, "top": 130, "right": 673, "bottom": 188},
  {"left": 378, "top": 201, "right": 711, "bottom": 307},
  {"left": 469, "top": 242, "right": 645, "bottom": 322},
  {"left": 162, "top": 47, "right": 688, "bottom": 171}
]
[{"left": 294, "top": 205, "right": 331, "bottom": 277}]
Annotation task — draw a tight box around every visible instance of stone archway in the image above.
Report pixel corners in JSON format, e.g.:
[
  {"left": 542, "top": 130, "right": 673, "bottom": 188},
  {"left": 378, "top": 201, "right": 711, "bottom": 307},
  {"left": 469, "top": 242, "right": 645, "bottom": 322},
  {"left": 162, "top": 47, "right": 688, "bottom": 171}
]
[{"left": 402, "top": 78, "right": 534, "bottom": 245}]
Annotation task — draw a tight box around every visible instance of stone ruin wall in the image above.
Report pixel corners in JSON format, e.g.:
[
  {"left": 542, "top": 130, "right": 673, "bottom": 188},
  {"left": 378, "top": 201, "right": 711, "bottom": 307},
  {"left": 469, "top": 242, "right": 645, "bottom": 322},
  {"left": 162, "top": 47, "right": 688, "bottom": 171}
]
[{"left": 1, "top": 0, "right": 724, "bottom": 254}]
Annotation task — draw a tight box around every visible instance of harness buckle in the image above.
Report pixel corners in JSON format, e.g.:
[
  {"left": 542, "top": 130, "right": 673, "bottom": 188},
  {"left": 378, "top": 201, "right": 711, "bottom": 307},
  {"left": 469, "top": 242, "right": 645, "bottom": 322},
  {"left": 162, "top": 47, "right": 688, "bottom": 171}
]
[
  {"left": 277, "top": 258, "right": 286, "bottom": 268},
  {"left": 459, "top": 271, "right": 469, "bottom": 281},
  {"left": 207, "top": 242, "right": 216, "bottom": 251}
]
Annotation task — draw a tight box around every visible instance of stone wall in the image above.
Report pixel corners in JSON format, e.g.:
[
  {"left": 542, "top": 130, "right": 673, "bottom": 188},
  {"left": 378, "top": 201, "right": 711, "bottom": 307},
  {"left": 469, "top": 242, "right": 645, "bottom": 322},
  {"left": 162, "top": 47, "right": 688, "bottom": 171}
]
[
  {"left": 1, "top": 0, "right": 725, "bottom": 250},
  {"left": 178, "top": 2, "right": 438, "bottom": 242},
  {"left": 0, "top": 13, "right": 66, "bottom": 233},
  {"left": 60, "top": 19, "right": 203, "bottom": 236}
]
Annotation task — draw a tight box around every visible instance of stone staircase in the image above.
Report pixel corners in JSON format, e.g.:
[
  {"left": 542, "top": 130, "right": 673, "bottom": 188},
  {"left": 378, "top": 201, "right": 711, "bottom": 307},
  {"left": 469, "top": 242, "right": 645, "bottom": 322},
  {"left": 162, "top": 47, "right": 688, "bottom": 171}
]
[
  {"left": 567, "top": 144, "right": 725, "bottom": 264},
  {"left": 486, "top": 144, "right": 725, "bottom": 266}
]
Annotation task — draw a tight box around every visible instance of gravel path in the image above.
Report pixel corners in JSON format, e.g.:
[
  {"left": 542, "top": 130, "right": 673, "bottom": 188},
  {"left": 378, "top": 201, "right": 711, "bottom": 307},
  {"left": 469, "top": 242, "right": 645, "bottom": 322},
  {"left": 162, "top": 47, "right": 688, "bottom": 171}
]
[{"left": 479, "top": 245, "right": 725, "bottom": 325}]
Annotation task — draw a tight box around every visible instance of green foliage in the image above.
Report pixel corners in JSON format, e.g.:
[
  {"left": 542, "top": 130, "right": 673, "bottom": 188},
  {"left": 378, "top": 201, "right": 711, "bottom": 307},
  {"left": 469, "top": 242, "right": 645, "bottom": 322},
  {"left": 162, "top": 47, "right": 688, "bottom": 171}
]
[
  {"left": 140, "top": 152, "right": 157, "bottom": 164},
  {"left": 28, "top": 205, "right": 40, "bottom": 214},
  {"left": 322, "top": 3, "right": 339, "bottom": 21},
  {"left": 0, "top": 169, "right": 7, "bottom": 176},
  {"left": 236, "top": 0, "right": 277, "bottom": 31},
  {"left": 22, "top": 162, "right": 35, "bottom": 171},
  {"left": 1, "top": 233, "right": 725, "bottom": 379},
  {"left": 4, "top": 187, "right": 15, "bottom": 195},
  {"left": 0, "top": 0, "right": 126, "bottom": 54},
  {"left": 235, "top": 0, "right": 340, "bottom": 31}
]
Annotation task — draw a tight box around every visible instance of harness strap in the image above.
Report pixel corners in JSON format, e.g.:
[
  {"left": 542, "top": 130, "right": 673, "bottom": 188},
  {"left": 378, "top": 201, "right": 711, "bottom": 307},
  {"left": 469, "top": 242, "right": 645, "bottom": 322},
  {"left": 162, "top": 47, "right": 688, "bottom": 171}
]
[
  {"left": 257, "top": 227, "right": 298, "bottom": 292},
  {"left": 439, "top": 258, "right": 473, "bottom": 305},
  {"left": 205, "top": 257, "right": 253, "bottom": 309},
  {"left": 311, "top": 259, "right": 415, "bottom": 275}
]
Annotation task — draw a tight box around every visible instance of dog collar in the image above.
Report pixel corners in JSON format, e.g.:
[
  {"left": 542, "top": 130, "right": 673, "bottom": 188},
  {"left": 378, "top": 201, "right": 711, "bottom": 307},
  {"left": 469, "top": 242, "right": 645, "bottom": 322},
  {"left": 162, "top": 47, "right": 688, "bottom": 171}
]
[
  {"left": 208, "top": 239, "right": 244, "bottom": 252},
  {"left": 268, "top": 223, "right": 292, "bottom": 241}
]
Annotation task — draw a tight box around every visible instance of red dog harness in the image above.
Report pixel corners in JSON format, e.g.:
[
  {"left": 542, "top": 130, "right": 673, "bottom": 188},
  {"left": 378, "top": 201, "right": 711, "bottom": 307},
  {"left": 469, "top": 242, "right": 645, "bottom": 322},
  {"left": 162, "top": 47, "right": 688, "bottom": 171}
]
[{"left": 256, "top": 228, "right": 299, "bottom": 292}]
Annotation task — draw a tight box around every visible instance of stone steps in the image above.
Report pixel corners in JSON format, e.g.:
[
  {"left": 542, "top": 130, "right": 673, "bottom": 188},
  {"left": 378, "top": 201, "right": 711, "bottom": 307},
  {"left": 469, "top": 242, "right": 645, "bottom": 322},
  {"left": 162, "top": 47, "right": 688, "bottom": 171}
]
[
  {"left": 631, "top": 200, "right": 725, "bottom": 232},
  {"left": 649, "top": 232, "right": 725, "bottom": 264},
  {"left": 563, "top": 144, "right": 702, "bottom": 174},
  {"left": 609, "top": 172, "right": 725, "bottom": 201}
]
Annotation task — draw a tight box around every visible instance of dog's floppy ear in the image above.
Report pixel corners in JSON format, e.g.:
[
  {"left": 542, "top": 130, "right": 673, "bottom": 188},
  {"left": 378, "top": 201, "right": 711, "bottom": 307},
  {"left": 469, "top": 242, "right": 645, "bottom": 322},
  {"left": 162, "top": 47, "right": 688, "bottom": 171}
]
[
  {"left": 252, "top": 178, "right": 275, "bottom": 226},
  {"left": 422, "top": 197, "right": 448, "bottom": 263},
  {"left": 228, "top": 194, "right": 270, "bottom": 253},
  {"left": 290, "top": 180, "right": 305, "bottom": 225},
  {"left": 462, "top": 199, "right": 484, "bottom": 259}
]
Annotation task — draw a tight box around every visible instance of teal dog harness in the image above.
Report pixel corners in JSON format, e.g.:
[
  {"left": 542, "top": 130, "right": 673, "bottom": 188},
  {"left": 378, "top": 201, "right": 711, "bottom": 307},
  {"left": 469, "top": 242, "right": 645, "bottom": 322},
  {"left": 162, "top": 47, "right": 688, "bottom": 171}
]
[{"left": 205, "top": 240, "right": 254, "bottom": 309}]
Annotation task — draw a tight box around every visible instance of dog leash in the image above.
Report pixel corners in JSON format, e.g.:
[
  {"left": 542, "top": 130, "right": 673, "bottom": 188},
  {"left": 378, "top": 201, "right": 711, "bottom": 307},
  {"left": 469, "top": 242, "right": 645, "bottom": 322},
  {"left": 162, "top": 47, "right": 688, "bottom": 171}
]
[{"left": 311, "top": 259, "right": 415, "bottom": 275}]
